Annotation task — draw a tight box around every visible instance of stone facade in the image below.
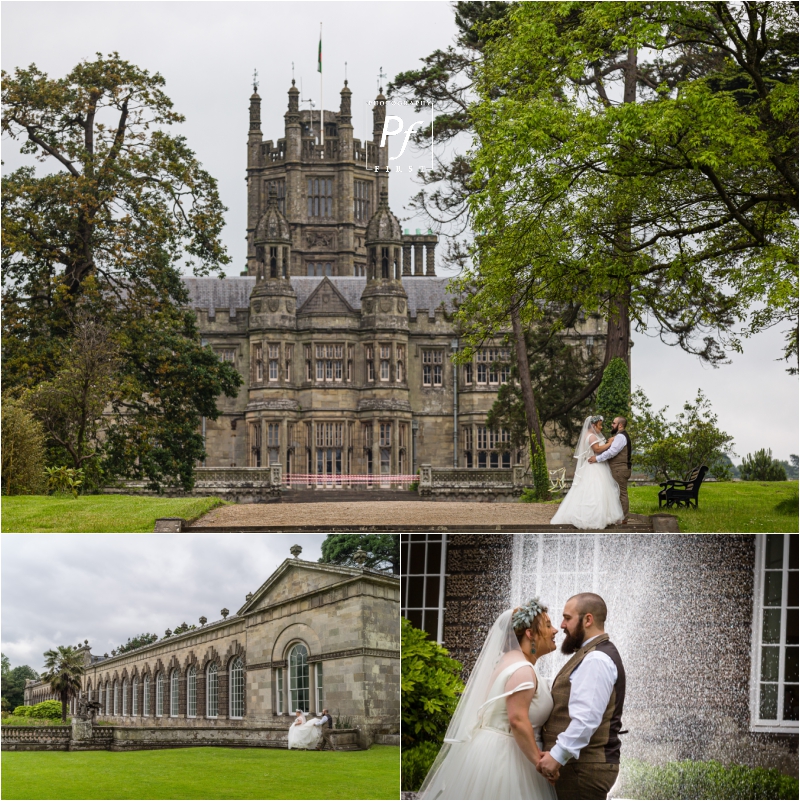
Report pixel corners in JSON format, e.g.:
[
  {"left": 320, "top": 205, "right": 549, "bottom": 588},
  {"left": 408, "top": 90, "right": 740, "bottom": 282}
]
[
  {"left": 23, "top": 557, "right": 399, "bottom": 748},
  {"left": 185, "top": 82, "right": 607, "bottom": 480}
]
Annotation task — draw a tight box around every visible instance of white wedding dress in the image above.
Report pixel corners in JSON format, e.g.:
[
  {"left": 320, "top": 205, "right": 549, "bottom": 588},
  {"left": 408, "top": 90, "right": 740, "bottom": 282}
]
[
  {"left": 419, "top": 611, "right": 557, "bottom": 800},
  {"left": 287, "top": 714, "right": 322, "bottom": 749},
  {"left": 550, "top": 418, "right": 624, "bottom": 530}
]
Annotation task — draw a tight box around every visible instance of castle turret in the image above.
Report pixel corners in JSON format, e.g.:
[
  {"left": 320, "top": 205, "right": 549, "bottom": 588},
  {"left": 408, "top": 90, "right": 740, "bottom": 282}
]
[{"left": 372, "top": 88, "right": 389, "bottom": 198}]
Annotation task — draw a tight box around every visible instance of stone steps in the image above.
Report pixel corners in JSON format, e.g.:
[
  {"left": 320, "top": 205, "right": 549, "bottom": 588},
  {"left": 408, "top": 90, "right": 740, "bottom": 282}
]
[{"left": 282, "top": 489, "right": 420, "bottom": 503}]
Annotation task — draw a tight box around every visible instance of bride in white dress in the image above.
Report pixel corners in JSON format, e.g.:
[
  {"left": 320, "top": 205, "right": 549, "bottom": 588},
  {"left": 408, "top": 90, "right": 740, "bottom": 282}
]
[
  {"left": 550, "top": 415, "right": 624, "bottom": 529},
  {"left": 418, "top": 598, "right": 559, "bottom": 800},
  {"left": 287, "top": 709, "right": 322, "bottom": 750}
]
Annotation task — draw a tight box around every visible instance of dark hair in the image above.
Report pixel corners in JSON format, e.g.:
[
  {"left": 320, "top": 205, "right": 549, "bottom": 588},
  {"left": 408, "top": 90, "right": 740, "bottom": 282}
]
[
  {"left": 615, "top": 416, "right": 628, "bottom": 428},
  {"left": 511, "top": 604, "right": 549, "bottom": 644},
  {"left": 570, "top": 593, "right": 607, "bottom": 628}
]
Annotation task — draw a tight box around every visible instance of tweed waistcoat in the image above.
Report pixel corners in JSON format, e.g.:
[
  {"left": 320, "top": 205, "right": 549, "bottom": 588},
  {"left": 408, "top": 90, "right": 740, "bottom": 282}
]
[
  {"left": 541, "top": 633, "right": 626, "bottom": 764},
  {"left": 608, "top": 431, "right": 632, "bottom": 471}
]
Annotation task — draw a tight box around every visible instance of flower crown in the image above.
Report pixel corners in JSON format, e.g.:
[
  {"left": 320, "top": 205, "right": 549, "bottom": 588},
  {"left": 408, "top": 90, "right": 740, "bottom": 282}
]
[
  {"left": 589, "top": 415, "right": 604, "bottom": 424},
  {"left": 511, "top": 596, "right": 545, "bottom": 631}
]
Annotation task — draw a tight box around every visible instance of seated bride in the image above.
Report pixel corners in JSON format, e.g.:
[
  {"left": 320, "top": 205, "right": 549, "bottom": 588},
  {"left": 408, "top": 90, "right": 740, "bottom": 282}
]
[{"left": 287, "top": 709, "right": 322, "bottom": 750}]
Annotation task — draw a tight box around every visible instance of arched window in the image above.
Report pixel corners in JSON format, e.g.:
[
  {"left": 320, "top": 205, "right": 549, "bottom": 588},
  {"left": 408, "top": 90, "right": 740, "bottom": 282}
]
[
  {"left": 132, "top": 677, "right": 138, "bottom": 716},
  {"left": 289, "top": 643, "right": 310, "bottom": 712},
  {"left": 143, "top": 675, "right": 150, "bottom": 716},
  {"left": 87, "top": 681, "right": 92, "bottom": 703},
  {"left": 187, "top": 666, "right": 196, "bottom": 718},
  {"left": 230, "top": 657, "right": 244, "bottom": 719},
  {"left": 170, "top": 670, "right": 179, "bottom": 717},
  {"left": 122, "top": 679, "right": 128, "bottom": 716},
  {"left": 105, "top": 682, "right": 111, "bottom": 715},
  {"left": 155, "top": 672, "right": 164, "bottom": 717},
  {"left": 381, "top": 247, "right": 390, "bottom": 279},
  {"left": 206, "top": 663, "right": 218, "bottom": 718},
  {"left": 113, "top": 680, "right": 119, "bottom": 715}
]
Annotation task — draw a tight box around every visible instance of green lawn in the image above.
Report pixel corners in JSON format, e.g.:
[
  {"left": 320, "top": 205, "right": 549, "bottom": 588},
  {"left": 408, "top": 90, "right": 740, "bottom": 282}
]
[
  {"left": 629, "top": 480, "right": 798, "bottom": 532},
  {"left": 1, "top": 745, "right": 399, "bottom": 800},
  {"left": 1, "top": 495, "right": 227, "bottom": 533}
]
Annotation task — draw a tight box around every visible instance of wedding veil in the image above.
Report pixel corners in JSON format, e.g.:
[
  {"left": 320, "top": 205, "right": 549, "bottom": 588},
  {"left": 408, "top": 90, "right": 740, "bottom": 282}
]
[
  {"left": 573, "top": 416, "right": 605, "bottom": 469},
  {"left": 418, "top": 609, "right": 535, "bottom": 799}
]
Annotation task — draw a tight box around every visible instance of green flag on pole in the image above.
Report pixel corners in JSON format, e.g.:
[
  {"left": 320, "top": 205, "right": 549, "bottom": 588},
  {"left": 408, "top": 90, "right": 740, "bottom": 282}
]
[{"left": 318, "top": 34, "right": 322, "bottom": 73}]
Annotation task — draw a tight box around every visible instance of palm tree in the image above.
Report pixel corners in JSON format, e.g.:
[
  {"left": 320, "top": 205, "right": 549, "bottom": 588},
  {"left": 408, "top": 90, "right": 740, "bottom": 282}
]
[{"left": 41, "top": 646, "right": 85, "bottom": 723}]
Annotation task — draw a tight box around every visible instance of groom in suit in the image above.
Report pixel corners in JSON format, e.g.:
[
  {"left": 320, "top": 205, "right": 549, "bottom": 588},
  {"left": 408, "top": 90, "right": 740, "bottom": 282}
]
[
  {"left": 537, "top": 593, "right": 626, "bottom": 800},
  {"left": 589, "top": 416, "right": 632, "bottom": 523}
]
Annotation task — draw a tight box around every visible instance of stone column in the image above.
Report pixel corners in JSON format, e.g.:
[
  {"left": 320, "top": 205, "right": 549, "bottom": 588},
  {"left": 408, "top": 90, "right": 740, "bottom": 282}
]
[
  {"left": 426, "top": 243, "right": 436, "bottom": 276},
  {"left": 402, "top": 243, "right": 412, "bottom": 275},
  {"left": 372, "top": 422, "right": 380, "bottom": 487},
  {"left": 414, "top": 244, "right": 424, "bottom": 275}
]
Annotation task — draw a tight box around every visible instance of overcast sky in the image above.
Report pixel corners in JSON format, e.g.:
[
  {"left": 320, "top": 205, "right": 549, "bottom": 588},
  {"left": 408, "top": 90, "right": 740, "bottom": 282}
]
[
  {"left": 0, "top": 534, "right": 326, "bottom": 671},
  {"left": 2, "top": 1, "right": 797, "bottom": 461}
]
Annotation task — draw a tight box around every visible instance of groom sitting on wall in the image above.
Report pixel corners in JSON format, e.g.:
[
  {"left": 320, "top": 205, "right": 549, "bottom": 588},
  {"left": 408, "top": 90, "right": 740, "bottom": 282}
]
[
  {"left": 538, "top": 593, "right": 626, "bottom": 800},
  {"left": 588, "top": 416, "right": 632, "bottom": 523}
]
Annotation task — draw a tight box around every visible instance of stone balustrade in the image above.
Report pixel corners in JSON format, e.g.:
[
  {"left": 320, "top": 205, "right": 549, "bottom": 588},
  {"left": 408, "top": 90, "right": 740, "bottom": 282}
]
[
  {"left": 418, "top": 464, "right": 529, "bottom": 501},
  {"left": 1, "top": 726, "right": 71, "bottom": 751}
]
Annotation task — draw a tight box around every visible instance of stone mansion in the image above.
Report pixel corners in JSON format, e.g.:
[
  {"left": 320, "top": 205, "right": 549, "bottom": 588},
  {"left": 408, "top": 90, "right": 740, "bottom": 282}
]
[
  {"left": 183, "top": 80, "right": 606, "bottom": 478},
  {"left": 24, "top": 550, "right": 399, "bottom": 748}
]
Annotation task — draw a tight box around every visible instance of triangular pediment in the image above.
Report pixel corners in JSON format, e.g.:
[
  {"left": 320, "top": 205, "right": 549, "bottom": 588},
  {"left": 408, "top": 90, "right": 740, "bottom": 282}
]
[
  {"left": 297, "top": 277, "right": 355, "bottom": 316},
  {"left": 237, "top": 559, "right": 365, "bottom": 615}
]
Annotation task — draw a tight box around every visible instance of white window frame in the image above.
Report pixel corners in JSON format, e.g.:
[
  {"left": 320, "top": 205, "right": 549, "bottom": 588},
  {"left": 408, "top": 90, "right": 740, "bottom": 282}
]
[
  {"left": 206, "top": 663, "right": 218, "bottom": 718},
  {"left": 113, "top": 680, "right": 119, "bottom": 715},
  {"left": 276, "top": 667, "right": 284, "bottom": 715},
  {"left": 170, "top": 670, "right": 179, "bottom": 717},
  {"left": 288, "top": 643, "right": 310, "bottom": 713},
  {"left": 750, "top": 534, "right": 799, "bottom": 732},
  {"left": 401, "top": 533, "right": 449, "bottom": 644},
  {"left": 315, "top": 662, "right": 324, "bottom": 713},
  {"left": 143, "top": 675, "right": 150, "bottom": 716},
  {"left": 132, "top": 677, "right": 138, "bottom": 716},
  {"left": 187, "top": 666, "right": 196, "bottom": 718},
  {"left": 155, "top": 672, "right": 164, "bottom": 717},
  {"left": 122, "top": 679, "right": 128, "bottom": 716},
  {"left": 230, "top": 657, "right": 244, "bottom": 719}
]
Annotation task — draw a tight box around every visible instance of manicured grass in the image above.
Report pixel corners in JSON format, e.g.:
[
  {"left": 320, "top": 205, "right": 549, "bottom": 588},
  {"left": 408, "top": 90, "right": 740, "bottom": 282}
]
[
  {"left": 1, "top": 495, "right": 227, "bottom": 533},
  {"left": 1, "top": 745, "right": 399, "bottom": 800},
  {"left": 629, "top": 480, "right": 798, "bottom": 532}
]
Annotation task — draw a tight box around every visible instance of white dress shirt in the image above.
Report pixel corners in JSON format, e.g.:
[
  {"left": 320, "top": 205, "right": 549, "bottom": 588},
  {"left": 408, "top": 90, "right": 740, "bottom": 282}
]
[
  {"left": 595, "top": 433, "right": 627, "bottom": 463},
  {"left": 550, "top": 635, "right": 618, "bottom": 766},
  {"left": 312, "top": 714, "right": 330, "bottom": 727}
]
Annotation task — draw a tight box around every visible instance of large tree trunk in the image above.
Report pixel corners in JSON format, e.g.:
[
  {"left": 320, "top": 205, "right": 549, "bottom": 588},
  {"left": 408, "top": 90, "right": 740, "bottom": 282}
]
[{"left": 510, "top": 300, "right": 549, "bottom": 499}]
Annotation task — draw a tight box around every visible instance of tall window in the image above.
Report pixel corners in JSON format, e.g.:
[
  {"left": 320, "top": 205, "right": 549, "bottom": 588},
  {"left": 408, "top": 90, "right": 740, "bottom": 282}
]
[
  {"left": 289, "top": 643, "right": 310, "bottom": 712},
  {"left": 218, "top": 348, "right": 236, "bottom": 364},
  {"left": 380, "top": 423, "right": 392, "bottom": 447},
  {"left": 276, "top": 668, "right": 284, "bottom": 715},
  {"left": 315, "top": 662, "right": 324, "bottom": 712},
  {"left": 122, "top": 679, "right": 128, "bottom": 716},
  {"left": 105, "top": 682, "right": 110, "bottom": 715},
  {"left": 307, "top": 262, "right": 333, "bottom": 276},
  {"left": 365, "top": 345, "right": 375, "bottom": 382},
  {"left": 113, "top": 680, "right": 119, "bottom": 715},
  {"left": 476, "top": 348, "right": 510, "bottom": 385},
  {"left": 230, "top": 657, "right": 244, "bottom": 719},
  {"left": 476, "top": 427, "right": 511, "bottom": 468},
  {"left": 285, "top": 345, "right": 293, "bottom": 382},
  {"left": 250, "top": 421, "right": 262, "bottom": 468},
  {"left": 308, "top": 178, "right": 333, "bottom": 218},
  {"left": 170, "top": 671, "right": 179, "bottom": 717},
  {"left": 268, "top": 344, "right": 280, "bottom": 381},
  {"left": 422, "top": 350, "right": 443, "bottom": 387},
  {"left": 187, "top": 666, "right": 196, "bottom": 718},
  {"left": 156, "top": 672, "right": 164, "bottom": 717},
  {"left": 354, "top": 180, "right": 372, "bottom": 222},
  {"left": 401, "top": 533, "right": 448, "bottom": 642},
  {"left": 305, "top": 345, "right": 312, "bottom": 381},
  {"left": 267, "top": 178, "right": 286, "bottom": 214},
  {"left": 254, "top": 343, "right": 263, "bottom": 382},
  {"left": 752, "top": 534, "right": 799, "bottom": 730},
  {"left": 315, "top": 344, "right": 343, "bottom": 382},
  {"left": 379, "top": 344, "right": 391, "bottom": 381},
  {"left": 396, "top": 346, "right": 405, "bottom": 383},
  {"left": 206, "top": 664, "right": 218, "bottom": 718},
  {"left": 143, "top": 675, "right": 150, "bottom": 716},
  {"left": 267, "top": 423, "right": 280, "bottom": 466},
  {"left": 132, "top": 677, "right": 138, "bottom": 716}
]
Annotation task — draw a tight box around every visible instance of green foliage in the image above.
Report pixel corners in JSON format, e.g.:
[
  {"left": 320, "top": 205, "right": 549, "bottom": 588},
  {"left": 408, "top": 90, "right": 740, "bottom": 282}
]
[
  {"left": 1, "top": 744, "right": 400, "bottom": 800},
  {"left": 116, "top": 634, "right": 159, "bottom": 655},
  {"left": 401, "top": 741, "right": 442, "bottom": 792},
  {"left": 464, "top": 2, "right": 798, "bottom": 371},
  {"left": 41, "top": 645, "right": 85, "bottom": 723},
  {"left": 408, "top": 481, "right": 419, "bottom": 492},
  {"left": 1, "top": 661, "right": 39, "bottom": 711},
  {"left": 629, "top": 388, "right": 735, "bottom": 482},
  {"left": 2, "top": 714, "right": 70, "bottom": 727},
  {"left": 44, "top": 466, "right": 84, "bottom": 498},
  {"left": 333, "top": 714, "right": 353, "bottom": 730},
  {"left": 740, "top": 449, "right": 788, "bottom": 482},
  {"left": 615, "top": 758, "right": 799, "bottom": 800},
  {"left": 401, "top": 618, "right": 464, "bottom": 747},
  {"left": 27, "top": 700, "right": 62, "bottom": 720},
  {"left": 1, "top": 396, "right": 46, "bottom": 495},
  {"left": 12, "top": 706, "right": 31, "bottom": 717},
  {"left": 777, "top": 454, "right": 798, "bottom": 480},
  {"left": 319, "top": 534, "right": 399, "bottom": 574},
  {"left": 595, "top": 358, "right": 630, "bottom": 424},
  {"left": 529, "top": 442, "right": 550, "bottom": 501},
  {"left": 775, "top": 492, "right": 798, "bottom": 515}
]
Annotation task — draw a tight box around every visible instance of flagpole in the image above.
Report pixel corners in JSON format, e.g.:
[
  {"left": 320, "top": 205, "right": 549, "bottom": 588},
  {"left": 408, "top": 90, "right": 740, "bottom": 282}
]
[{"left": 319, "top": 22, "right": 324, "bottom": 150}]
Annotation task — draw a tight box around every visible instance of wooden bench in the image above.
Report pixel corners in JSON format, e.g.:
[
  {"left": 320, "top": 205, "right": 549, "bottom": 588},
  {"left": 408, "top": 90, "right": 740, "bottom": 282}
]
[{"left": 658, "top": 465, "right": 709, "bottom": 509}]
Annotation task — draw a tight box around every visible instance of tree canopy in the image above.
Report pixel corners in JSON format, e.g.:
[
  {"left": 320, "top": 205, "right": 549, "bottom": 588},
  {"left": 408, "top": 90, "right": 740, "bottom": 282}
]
[
  {"left": 41, "top": 645, "right": 85, "bottom": 723},
  {"left": 319, "top": 534, "right": 399, "bottom": 574},
  {"left": 1, "top": 654, "right": 39, "bottom": 713}
]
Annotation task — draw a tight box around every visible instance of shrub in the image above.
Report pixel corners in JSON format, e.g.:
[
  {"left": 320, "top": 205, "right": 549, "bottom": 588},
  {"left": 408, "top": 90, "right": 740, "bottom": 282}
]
[
  {"left": 616, "top": 758, "right": 799, "bottom": 800},
  {"left": 1, "top": 396, "right": 47, "bottom": 495},
  {"left": 401, "top": 618, "right": 464, "bottom": 747},
  {"left": 28, "top": 700, "right": 63, "bottom": 719},
  {"left": 401, "top": 741, "right": 442, "bottom": 792},
  {"left": 408, "top": 481, "right": 419, "bottom": 492},
  {"left": 12, "top": 705, "right": 32, "bottom": 717},
  {"left": 629, "top": 388, "right": 735, "bottom": 482},
  {"left": 45, "top": 465, "right": 84, "bottom": 497},
  {"left": 740, "top": 449, "right": 788, "bottom": 481},
  {"left": 595, "top": 357, "right": 631, "bottom": 423}
]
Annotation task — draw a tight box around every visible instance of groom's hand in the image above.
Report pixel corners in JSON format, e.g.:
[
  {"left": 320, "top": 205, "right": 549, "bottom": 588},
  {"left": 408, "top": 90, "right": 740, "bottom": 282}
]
[
  {"left": 538, "top": 752, "right": 561, "bottom": 783},
  {"left": 588, "top": 455, "right": 597, "bottom": 463}
]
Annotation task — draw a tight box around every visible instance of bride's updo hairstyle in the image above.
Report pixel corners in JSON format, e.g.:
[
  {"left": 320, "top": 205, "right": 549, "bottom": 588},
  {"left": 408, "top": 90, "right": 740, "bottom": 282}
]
[
  {"left": 589, "top": 415, "right": 604, "bottom": 425},
  {"left": 511, "top": 596, "right": 549, "bottom": 652}
]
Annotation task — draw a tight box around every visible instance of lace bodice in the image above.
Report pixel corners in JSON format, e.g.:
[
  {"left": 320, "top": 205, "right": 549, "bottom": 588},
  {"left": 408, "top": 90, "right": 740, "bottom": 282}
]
[{"left": 479, "top": 660, "right": 553, "bottom": 742}]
